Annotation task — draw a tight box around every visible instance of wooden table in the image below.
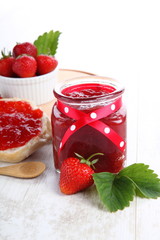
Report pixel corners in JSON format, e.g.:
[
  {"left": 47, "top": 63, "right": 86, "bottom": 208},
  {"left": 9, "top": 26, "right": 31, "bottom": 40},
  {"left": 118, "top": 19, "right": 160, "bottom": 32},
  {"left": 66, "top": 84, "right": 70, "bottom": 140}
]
[{"left": 0, "top": 69, "right": 160, "bottom": 240}]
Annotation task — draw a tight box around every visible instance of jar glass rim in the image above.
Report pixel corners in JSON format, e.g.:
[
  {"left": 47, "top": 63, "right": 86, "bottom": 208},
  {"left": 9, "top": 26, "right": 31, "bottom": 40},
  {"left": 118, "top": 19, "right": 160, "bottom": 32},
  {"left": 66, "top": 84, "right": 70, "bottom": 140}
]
[{"left": 54, "top": 76, "right": 125, "bottom": 103}]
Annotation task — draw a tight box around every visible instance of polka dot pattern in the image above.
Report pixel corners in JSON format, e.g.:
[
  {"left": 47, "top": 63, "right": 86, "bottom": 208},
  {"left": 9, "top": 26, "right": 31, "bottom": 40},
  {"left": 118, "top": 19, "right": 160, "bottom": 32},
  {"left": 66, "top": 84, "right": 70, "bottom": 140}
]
[
  {"left": 57, "top": 97, "right": 125, "bottom": 153},
  {"left": 90, "top": 112, "right": 97, "bottom": 119},
  {"left": 120, "top": 141, "right": 124, "bottom": 148},
  {"left": 111, "top": 104, "right": 116, "bottom": 111},
  {"left": 104, "top": 127, "right": 110, "bottom": 134},
  {"left": 64, "top": 107, "right": 69, "bottom": 113},
  {"left": 70, "top": 125, "right": 76, "bottom": 131}
]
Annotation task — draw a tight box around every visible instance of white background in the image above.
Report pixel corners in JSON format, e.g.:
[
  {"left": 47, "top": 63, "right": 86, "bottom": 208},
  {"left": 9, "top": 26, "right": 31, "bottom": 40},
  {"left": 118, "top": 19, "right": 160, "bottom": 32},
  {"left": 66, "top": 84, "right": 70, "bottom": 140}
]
[
  {"left": 1, "top": 1, "right": 160, "bottom": 240},
  {"left": 1, "top": 0, "right": 160, "bottom": 84}
]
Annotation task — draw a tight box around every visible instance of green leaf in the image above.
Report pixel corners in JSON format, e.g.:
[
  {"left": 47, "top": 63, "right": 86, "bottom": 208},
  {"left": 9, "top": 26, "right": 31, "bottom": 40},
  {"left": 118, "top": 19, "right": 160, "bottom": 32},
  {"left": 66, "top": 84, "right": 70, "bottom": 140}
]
[
  {"left": 119, "top": 163, "right": 160, "bottom": 199},
  {"left": 93, "top": 172, "right": 135, "bottom": 212},
  {"left": 34, "top": 30, "right": 61, "bottom": 55}
]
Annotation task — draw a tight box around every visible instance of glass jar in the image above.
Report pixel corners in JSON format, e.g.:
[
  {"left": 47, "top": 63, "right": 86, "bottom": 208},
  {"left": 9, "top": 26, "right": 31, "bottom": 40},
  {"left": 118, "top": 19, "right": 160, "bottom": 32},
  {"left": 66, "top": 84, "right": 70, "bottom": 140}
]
[{"left": 51, "top": 76, "right": 126, "bottom": 173}]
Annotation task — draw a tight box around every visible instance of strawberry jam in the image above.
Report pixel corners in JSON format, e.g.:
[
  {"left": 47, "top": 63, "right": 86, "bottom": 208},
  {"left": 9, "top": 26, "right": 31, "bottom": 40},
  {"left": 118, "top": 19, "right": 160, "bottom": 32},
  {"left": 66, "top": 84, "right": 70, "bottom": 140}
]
[
  {"left": 0, "top": 100, "right": 43, "bottom": 150},
  {"left": 51, "top": 76, "right": 126, "bottom": 173},
  {"left": 62, "top": 83, "right": 116, "bottom": 98}
]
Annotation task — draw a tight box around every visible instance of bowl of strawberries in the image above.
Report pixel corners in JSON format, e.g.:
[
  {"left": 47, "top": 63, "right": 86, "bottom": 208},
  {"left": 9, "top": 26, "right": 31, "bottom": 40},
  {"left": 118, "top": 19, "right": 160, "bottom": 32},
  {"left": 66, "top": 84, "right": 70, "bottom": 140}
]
[{"left": 0, "top": 30, "right": 61, "bottom": 105}]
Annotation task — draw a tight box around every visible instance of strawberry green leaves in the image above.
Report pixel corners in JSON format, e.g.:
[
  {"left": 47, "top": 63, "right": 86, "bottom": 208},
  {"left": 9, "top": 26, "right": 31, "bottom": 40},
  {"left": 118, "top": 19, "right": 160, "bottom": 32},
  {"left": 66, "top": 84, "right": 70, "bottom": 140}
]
[
  {"left": 119, "top": 163, "right": 160, "bottom": 199},
  {"left": 93, "top": 163, "right": 160, "bottom": 212},
  {"left": 93, "top": 172, "right": 135, "bottom": 212},
  {"left": 34, "top": 30, "right": 61, "bottom": 56}
]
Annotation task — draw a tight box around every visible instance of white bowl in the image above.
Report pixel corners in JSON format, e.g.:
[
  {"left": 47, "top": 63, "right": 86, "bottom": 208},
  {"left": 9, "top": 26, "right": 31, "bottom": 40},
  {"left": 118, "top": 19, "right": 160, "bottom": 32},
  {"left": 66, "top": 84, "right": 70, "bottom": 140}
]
[{"left": 0, "top": 67, "right": 58, "bottom": 105}]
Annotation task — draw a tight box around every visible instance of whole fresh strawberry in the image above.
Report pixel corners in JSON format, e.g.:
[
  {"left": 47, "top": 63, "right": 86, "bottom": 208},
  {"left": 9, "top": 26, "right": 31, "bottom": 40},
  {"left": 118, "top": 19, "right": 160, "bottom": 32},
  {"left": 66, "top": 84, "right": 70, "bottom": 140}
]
[
  {"left": 0, "top": 51, "right": 15, "bottom": 77},
  {"left": 12, "top": 55, "right": 37, "bottom": 78},
  {"left": 13, "top": 42, "right": 37, "bottom": 58},
  {"left": 59, "top": 153, "right": 103, "bottom": 195},
  {"left": 36, "top": 55, "right": 58, "bottom": 75}
]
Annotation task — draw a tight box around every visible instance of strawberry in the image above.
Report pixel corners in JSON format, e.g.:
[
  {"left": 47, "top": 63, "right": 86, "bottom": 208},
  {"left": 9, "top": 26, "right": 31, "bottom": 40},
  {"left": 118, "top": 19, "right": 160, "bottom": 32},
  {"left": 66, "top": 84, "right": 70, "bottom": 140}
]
[
  {"left": 12, "top": 55, "right": 37, "bottom": 78},
  {"left": 59, "top": 153, "right": 103, "bottom": 195},
  {"left": 13, "top": 42, "right": 37, "bottom": 58},
  {"left": 36, "top": 55, "right": 58, "bottom": 75},
  {"left": 0, "top": 57, "right": 15, "bottom": 77},
  {"left": 0, "top": 51, "right": 15, "bottom": 77}
]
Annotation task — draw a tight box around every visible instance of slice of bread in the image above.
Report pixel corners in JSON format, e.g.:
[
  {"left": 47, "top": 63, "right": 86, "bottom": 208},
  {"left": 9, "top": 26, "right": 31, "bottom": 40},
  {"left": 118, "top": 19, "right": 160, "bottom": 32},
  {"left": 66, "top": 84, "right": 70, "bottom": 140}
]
[{"left": 0, "top": 98, "right": 52, "bottom": 163}]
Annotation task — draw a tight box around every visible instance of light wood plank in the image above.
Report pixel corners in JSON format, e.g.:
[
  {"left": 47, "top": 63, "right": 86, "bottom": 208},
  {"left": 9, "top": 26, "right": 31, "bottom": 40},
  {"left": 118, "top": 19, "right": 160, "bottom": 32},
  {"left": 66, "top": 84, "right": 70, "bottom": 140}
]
[{"left": 136, "top": 72, "right": 160, "bottom": 240}]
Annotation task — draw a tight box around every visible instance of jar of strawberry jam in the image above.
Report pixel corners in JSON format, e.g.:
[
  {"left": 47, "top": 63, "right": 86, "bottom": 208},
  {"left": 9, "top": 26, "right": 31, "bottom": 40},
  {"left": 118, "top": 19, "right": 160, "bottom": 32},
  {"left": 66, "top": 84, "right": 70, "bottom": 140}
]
[{"left": 51, "top": 76, "right": 126, "bottom": 173}]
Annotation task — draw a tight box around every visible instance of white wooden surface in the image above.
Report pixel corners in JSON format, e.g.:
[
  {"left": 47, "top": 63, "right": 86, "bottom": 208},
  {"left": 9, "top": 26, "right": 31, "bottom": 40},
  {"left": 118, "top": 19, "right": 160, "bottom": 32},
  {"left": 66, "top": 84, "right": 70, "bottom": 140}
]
[{"left": 0, "top": 69, "right": 160, "bottom": 240}]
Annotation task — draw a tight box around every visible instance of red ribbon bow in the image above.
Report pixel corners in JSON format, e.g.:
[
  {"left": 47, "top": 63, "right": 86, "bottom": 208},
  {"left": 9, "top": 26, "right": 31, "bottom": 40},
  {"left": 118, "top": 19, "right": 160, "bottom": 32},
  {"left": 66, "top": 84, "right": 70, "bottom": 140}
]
[{"left": 57, "top": 97, "right": 126, "bottom": 154}]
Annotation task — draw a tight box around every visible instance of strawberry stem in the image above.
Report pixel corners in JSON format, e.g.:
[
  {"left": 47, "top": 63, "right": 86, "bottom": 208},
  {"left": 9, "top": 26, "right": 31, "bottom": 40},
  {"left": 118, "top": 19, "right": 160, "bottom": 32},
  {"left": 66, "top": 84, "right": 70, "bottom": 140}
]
[
  {"left": 74, "top": 153, "right": 84, "bottom": 160},
  {"left": 74, "top": 152, "right": 104, "bottom": 169},
  {"left": 1, "top": 49, "right": 12, "bottom": 58},
  {"left": 86, "top": 153, "right": 104, "bottom": 161}
]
